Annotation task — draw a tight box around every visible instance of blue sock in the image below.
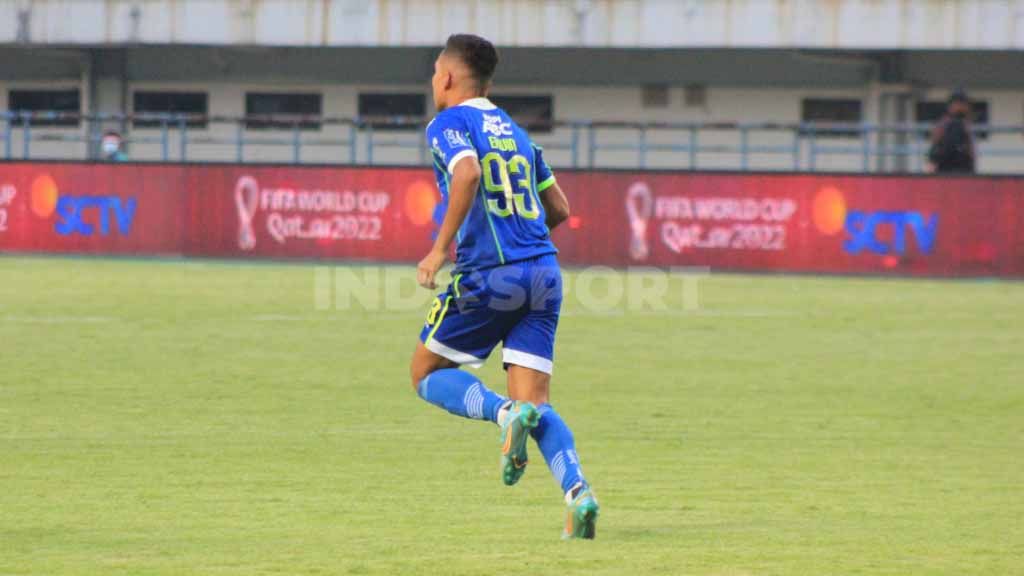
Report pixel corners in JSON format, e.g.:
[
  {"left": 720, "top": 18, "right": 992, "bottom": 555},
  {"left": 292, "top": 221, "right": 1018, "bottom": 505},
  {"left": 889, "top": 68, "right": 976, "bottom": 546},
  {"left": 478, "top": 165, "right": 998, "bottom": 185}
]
[
  {"left": 417, "top": 369, "right": 506, "bottom": 423},
  {"left": 530, "top": 403, "right": 586, "bottom": 495}
]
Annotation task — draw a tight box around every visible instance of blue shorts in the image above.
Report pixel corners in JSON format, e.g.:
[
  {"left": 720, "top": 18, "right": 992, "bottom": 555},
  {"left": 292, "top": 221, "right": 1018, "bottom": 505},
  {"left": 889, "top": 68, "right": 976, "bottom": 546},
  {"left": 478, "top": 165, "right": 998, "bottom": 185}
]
[{"left": 420, "top": 254, "right": 562, "bottom": 374}]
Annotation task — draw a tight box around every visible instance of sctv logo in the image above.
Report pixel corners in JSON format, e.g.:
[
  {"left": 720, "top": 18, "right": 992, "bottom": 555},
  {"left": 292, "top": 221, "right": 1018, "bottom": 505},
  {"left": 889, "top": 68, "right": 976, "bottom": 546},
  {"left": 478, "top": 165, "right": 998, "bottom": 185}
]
[
  {"left": 812, "top": 187, "right": 938, "bottom": 256},
  {"left": 30, "top": 174, "right": 137, "bottom": 237}
]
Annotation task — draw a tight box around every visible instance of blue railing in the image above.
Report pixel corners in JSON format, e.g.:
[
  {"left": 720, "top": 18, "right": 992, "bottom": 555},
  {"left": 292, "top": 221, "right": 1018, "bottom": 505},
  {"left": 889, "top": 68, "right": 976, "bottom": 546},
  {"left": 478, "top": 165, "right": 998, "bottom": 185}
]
[{"left": 2, "top": 111, "right": 1023, "bottom": 173}]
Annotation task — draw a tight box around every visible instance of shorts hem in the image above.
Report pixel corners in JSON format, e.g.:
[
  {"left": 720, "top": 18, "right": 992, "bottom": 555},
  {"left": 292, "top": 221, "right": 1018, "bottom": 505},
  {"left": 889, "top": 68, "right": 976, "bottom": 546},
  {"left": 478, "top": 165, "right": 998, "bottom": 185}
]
[
  {"left": 425, "top": 338, "right": 486, "bottom": 369},
  {"left": 502, "top": 348, "right": 553, "bottom": 375}
]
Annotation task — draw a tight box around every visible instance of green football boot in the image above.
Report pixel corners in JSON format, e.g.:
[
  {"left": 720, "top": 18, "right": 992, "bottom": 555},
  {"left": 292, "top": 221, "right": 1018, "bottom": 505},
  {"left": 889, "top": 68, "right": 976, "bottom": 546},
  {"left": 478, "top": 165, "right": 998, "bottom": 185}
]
[
  {"left": 562, "top": 484, "right": 599, "bottom": 540},
  {"left": 499, "top": 400, "right": 540, "bottom": 486}
]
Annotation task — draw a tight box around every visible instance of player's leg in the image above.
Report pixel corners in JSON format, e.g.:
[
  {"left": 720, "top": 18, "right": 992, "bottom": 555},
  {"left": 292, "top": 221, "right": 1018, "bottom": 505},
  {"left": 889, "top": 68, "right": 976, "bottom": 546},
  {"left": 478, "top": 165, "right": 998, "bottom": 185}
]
[
  {"left": 409, "top": 342, "right": 508, "bottom": 423},
  {"left": 497, "top": 256, "right": 562, "bottom": 486},
  {"left": 409, "top": 278, "right": 510, "bottom": 424},
  {"left": 409, "top": 340, "right": 457, "bottom": 390},
  {"left": 506, "top": 363, "right": 549, "bottom": 404},
  {"left": 493, "top": 366, "right": 542, "bottom": 486},
  {"left": 506, "top": 364, "right": 598, "bottom": 539},
  {"left": 502, "top": 255, "right": 599, "bottom": 539}
]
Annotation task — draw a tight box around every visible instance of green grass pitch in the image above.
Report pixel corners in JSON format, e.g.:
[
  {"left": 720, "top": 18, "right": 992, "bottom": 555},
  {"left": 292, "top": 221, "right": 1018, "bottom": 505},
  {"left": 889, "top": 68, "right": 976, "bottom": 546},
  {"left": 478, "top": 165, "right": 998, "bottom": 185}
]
[{"left": 1, "top": 256, "right": 1021, "bottom": 575}]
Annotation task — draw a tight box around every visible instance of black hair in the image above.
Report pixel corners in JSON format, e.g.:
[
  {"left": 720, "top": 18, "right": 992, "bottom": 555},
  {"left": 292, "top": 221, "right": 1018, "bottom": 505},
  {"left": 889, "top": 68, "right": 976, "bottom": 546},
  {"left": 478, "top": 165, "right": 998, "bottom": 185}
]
[{"left": 444, "top": 34, "right": 498, "bottom": 90}]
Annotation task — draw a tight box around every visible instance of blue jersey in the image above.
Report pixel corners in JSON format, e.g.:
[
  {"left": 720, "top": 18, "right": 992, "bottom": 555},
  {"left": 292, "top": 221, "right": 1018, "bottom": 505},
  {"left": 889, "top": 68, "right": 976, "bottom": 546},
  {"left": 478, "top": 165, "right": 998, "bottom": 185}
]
[{"left": 427, "top": 97, "right": 558, "bottom": 273}]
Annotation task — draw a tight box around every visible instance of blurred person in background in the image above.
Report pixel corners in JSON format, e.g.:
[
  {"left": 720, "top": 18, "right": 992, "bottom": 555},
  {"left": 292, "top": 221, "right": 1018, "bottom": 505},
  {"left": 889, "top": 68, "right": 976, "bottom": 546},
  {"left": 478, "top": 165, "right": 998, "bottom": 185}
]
[
  {"left": 101, "top": 130, "right": 129, "bottom": 162},
  {"left": 927, "top": 88, "right": 975, "bottom": 174}
]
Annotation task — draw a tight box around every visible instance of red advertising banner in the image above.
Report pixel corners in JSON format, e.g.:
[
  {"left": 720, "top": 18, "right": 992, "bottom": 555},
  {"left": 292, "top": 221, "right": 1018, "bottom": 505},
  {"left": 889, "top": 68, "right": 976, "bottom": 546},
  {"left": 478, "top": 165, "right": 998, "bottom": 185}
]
[
  {"left": 552, "top": 172, "right": 1024, "bottom": 277},
  {"left": 182, "top": 166, "right": 436, "bottom": 262},
  {"left": 1, "top": 162, "right": 1022, "bottom": 277},
  {"left": 0, "top": 164, "right": 187, "bottom": 255},
  {"left": 0, "top": 163, "right": 438, "bottom": 262}
]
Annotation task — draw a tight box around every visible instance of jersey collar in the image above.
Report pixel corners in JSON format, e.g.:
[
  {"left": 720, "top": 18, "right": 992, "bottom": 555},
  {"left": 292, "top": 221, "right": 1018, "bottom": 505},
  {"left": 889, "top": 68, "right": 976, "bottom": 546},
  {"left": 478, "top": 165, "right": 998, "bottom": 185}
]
[{"left": 457, "top": 97, "right": 497, "bottom": 111}]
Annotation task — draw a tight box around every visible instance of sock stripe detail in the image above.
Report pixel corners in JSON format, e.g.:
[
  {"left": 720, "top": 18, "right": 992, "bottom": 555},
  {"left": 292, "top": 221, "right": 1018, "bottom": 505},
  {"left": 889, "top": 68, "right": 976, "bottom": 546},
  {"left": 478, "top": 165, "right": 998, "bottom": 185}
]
[
  {"left": 463, "top": 382, "right": 485, "bottom": 420},
  {"left": 551, "top": 451, "right": 567, "bottom": 484},
  {"left": 566, "top": 449, "right": 579, "bottom": 467}
]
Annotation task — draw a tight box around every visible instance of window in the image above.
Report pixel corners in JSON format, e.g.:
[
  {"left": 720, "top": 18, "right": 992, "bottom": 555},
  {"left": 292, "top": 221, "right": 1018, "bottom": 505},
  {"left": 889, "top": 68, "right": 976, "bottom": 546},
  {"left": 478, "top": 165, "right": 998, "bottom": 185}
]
[
  {"left": 133, "top": 92, "right": 208, "bottom": 129},
  {"left": 800, "top": 98, "right": 863, "bottom": 138},
  {"left": 683, "top": 85, "right": 707, "bottom": 108},
  {"left": 358, "top": 93, "right": 426, "bottom": 130},
  {"left": 915, "top": 101, "right": 989, "bottom": 141},
  {"left": 245, "top": 92, "right": 322, "bottom": 131},
  {"left": 642, "top": 85, "right": 670, "bottom": 109},
  {"left": 8, "top": 89, "right": 80, "bottom": 127},
  {"left": 490, "top": 95, "right": 554, "bottom": 133}
]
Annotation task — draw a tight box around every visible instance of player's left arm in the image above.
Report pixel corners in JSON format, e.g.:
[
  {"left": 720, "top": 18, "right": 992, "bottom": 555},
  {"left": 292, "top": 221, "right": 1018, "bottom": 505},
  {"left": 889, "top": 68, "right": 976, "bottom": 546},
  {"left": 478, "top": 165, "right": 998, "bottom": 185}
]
[
  {"left": 540, "top": 181, "right": 570, "bottom": 230},
  {"left": 532, "top": 143, "right": 569, "bottom": 229},
  {"left": 417, "top": 156, "right": 480, "bottom": 289}
]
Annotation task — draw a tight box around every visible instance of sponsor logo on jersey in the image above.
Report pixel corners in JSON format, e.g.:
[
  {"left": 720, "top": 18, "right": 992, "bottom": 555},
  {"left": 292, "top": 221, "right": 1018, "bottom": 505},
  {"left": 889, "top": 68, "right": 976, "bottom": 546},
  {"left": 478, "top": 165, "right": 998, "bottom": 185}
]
[
  {"left": 482, "top": 114, "right": 513, "bottom": 137},
  {"left": 443, "top": 129, "right": 469, "bottom": 148}
]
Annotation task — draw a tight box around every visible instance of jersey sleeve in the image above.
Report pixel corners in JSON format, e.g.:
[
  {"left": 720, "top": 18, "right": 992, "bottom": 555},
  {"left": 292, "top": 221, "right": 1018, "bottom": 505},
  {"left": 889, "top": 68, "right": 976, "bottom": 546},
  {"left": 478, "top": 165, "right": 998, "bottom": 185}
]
[
  {"left": 426, "top": 113, "right": 478, "bottom": 175},
  {"left": 533, "top": 143, "right": 557, "bottom": 192}
]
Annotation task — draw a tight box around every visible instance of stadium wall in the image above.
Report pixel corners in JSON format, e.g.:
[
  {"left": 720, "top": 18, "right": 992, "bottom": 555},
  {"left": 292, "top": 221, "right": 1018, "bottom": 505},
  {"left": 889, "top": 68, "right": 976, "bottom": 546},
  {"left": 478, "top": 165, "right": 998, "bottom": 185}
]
[
  {"left": 5, "top": 0, "right": 1024, "bottom": 50},
  {"left": 2, "top": 79, "right": 1024, "bottom": 173},
  {"left": 1, "top": 162, "right": 1022, "bottom": 278}
]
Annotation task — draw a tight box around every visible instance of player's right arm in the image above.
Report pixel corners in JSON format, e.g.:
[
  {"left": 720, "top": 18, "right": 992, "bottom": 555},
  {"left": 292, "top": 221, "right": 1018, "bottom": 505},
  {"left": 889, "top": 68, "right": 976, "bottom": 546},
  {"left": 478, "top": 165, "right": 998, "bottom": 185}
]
[
  {"left": 418, "top": 113, "right": 480, "bottom": 289},
  {"left": 430, "top": 156, "right": 480, "bottom": 261}
]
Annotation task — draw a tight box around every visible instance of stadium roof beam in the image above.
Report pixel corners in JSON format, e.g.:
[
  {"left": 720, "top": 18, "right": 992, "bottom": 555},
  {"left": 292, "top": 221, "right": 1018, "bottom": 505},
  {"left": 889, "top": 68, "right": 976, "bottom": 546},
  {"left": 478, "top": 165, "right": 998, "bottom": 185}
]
[
  {"left": 4, "top": 46, "right": 1024, "bottom": 90},
  {"left": 2, "top": 0, "right": 1024, "bottom": 51}
]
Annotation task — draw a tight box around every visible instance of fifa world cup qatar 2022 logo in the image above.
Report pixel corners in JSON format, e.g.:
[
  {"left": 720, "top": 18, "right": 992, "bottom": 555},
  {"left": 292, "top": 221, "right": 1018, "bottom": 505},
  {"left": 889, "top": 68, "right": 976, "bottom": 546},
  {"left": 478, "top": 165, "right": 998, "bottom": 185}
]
[
  {"left": 0, "top": 183, "right": 16, "bottom": 233},
  {"left": 625, "top": 180, "right": 798, "bottom": 259},
  {"left": 232, "top": 175, "right": 394, "bottom": 251},
  {"left": 625, "top": 182, "right": 654, "bottom": 260},
  {"left": 235, "top": 176, "right": 260, "bottom": 250}
]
